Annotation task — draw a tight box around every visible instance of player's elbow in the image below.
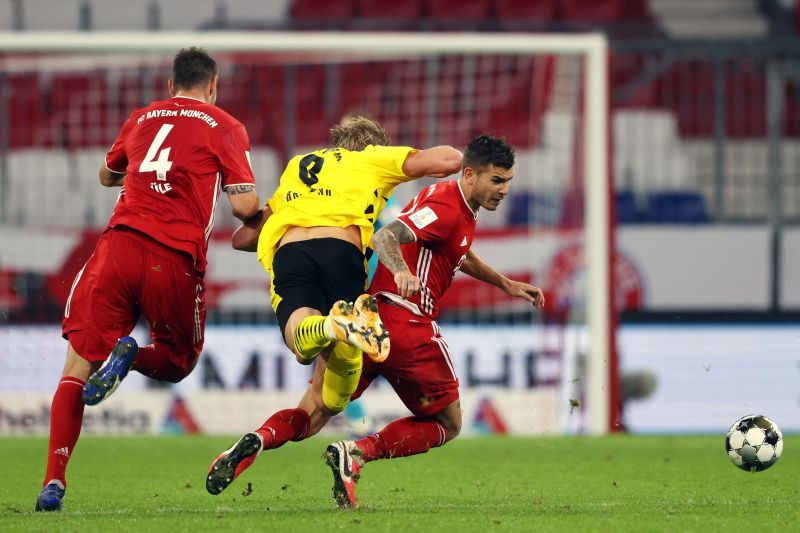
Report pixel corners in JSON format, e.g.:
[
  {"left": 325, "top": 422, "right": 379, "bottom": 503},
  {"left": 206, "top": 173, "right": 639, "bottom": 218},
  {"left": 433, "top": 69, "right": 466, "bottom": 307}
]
[
  {"left": 231, "top": 204, "right": 257, "bottom": 221},
  {"left": 99, "top": 166, "right": 125, "bottom": 187},
  {"left": 231, "top": 223, "right": 259, "bottom": 252},
  {"left": 438, "top": 146, "right": 464, "bottom": 176},
  {"left": 403, "top": 146, "right": 463, "bottom": 178},
  {"left": 231, "top": 237, "right": 255, "bottom": 252},
  {"left": 295, "top": 353, "right": 315, "bottom": 366}
]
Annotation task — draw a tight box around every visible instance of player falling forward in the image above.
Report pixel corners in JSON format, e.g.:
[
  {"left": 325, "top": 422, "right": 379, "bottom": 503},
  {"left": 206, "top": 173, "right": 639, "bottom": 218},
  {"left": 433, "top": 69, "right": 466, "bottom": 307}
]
[
  {"left": 35, "top": 48, "right": 260, "bottom": 512},
  {"left": 205, "top": 117, "right": 463, "bottom": 495},
  {"left": 207, "top": 135, "right": 544, "bottom": 508}
]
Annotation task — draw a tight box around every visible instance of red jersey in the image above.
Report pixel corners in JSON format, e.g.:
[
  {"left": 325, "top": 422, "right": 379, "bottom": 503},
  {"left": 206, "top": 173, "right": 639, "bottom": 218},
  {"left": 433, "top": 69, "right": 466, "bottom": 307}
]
[
  {"left": 104, "top": 96, "right": 255, "bottom": 272},
  {"left": 371, "top": 179, "right": 478, "bottom": 320}
]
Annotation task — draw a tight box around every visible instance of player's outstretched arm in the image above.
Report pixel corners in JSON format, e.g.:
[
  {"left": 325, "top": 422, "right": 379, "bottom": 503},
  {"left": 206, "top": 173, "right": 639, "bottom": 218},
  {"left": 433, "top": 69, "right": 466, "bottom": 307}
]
[
  {"left": 460, "top": 249, "right": 545, "bottom": 309},
  {"left": 98, "top": 165, "right": 125, "bottom": 187},
  {"left": 402, "top": 146, "right": 463, "bottom": 179},
  {"left": 231, "top": 204, "right": 272, "bottom": 252},
  {"left": 372, "top": 220, "right": 421, "bottom": 298}
]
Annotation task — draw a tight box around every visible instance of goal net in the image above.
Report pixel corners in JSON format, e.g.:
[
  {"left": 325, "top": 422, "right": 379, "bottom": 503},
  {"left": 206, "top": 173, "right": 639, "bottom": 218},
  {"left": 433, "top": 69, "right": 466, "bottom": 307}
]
[{"left": 0, "top": 32, "right": 614, "bottom": 435}]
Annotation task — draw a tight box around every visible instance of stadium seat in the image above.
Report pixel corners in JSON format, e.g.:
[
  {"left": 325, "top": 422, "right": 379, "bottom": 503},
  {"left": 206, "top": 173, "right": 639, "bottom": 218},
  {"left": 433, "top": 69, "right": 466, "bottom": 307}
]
[
  {"left": 493, "top": 0, "right": 558, "bottom": 23},
  {"left": 610, "top": 52, "right": 658, "bottom": 108},
  {"left": 357, "top": 0, "right": 424, "bottom": 21},
  {"left": 645, "top": 191, "right": 709, "bottom": 224},
  {"left": 615, "top": 190, "right": 642, "bottom": 224},
  {"left": 290, "top": 0, "right": 355, "bottom": 28},
  {"left": 613, "top": 110, "right": 694, "bottom": 193},
  {"left": 561, "top": 0, "right": 624, "bottom": 21},
  {"left": 48, "top": 73, "right": 111, "bottom": 148},
  {"left": 292, "top": 64, "right": 331, "bottom": 147},
  {"left": 426, "top": 0, "right": 491, "bottom": 23},
  {"left": 7, "top": 150, "right": 78, "bottom": 227},
  {"left": 242, "top": 64, "right": 287, "bottom": 147},
  {"left": 507, "top": 192, "right": 563, "bottom": 227},
  {"left": 651, "top": 58, "right": 769, "bottom": 139},
  {"left": 8, "top": 74, "right": 47, "bottom": 148}
]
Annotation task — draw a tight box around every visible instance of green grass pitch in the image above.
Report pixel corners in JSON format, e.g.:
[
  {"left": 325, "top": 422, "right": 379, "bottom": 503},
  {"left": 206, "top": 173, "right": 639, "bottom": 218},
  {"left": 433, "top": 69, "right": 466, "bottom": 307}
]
[{"left": 2, "top": 435, "right": 798, "bottom": 531}]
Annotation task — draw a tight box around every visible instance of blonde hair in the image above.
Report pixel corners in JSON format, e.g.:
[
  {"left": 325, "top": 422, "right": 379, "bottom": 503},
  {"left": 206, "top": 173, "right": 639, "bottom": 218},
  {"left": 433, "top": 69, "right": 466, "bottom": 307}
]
[{"left": 330, "top": 116, "right": 390, "bottom": 151}]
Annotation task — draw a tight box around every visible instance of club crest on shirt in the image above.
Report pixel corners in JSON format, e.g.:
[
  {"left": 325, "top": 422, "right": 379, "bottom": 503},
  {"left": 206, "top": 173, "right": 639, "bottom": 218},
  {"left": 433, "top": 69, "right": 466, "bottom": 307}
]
[{"left": 409, "top": 206, "right": 438, "bottom": 229}]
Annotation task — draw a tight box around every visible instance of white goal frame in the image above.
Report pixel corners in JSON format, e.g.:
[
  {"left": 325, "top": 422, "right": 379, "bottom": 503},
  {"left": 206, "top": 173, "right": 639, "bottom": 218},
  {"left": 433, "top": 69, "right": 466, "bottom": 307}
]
[{"left": 0, "top": 31, "right": 613, "bottom": 435}]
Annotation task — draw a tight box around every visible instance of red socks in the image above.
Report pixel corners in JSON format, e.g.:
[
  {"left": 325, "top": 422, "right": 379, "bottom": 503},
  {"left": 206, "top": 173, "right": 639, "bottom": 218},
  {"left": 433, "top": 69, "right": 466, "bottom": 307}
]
[
  {"left": 42, "top": 377, "right": 86, "bottom": 488},
  {"left": 354, "top": 416, "right": 449, "bottom": 462},
  {"left": 132, "top": 344, "right": 193, "bottom": 383},
  {"left": 255, "top": 409, "right": 311, "bottom": 450}
]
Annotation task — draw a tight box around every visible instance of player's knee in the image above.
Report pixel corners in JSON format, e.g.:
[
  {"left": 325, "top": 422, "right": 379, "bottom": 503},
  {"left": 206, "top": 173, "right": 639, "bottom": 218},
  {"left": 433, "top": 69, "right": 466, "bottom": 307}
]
[
  {"left": 295, "top": 352, "right": 314, "bottom": 365},
  {"left": 443, "top": 418, "right": 461, "bottom": 441},
  {"left": 160, "top": 361, "right": 194, "bottom": 383},
  {"left": 434, "top": 401, "right": 462, "bottom": 441}
]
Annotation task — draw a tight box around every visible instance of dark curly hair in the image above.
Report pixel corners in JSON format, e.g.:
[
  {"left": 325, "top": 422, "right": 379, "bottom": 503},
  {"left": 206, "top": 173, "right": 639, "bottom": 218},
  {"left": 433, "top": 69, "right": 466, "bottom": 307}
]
[
  {"left": 172, "top": 47, "right": 218, "bottom": 90},
  {"left": 463, "top": 134, "right": 515, "bottom": 170}
]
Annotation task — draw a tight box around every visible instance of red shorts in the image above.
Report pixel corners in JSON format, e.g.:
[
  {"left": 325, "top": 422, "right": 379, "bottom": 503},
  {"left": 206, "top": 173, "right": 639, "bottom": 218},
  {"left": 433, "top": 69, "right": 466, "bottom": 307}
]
[
  {"left": 62, "top": 227, "right": 205, "bottom": 372},
  {"left": 351, "top": 299, "right": 460, "bottom": 416}
]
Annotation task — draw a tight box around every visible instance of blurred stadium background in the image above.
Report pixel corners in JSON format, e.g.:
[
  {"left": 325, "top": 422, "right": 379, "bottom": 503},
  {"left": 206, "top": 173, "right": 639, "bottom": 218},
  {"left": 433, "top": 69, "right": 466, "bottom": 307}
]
[{"left": 0, "top": 0, "right": 798, "bottom": 442}]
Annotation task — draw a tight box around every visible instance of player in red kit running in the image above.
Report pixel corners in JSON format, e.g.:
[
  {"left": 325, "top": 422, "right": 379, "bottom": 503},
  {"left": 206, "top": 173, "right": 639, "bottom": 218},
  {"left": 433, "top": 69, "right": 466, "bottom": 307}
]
[
  {"left": 35, "top": 47, "right": 260, "bottom": 512},
  {"left": 203, "top": 135, "right": 544, "bottom": 508},
  {"left": 324, "top": 134, "right": 544, "bottom": 507}
]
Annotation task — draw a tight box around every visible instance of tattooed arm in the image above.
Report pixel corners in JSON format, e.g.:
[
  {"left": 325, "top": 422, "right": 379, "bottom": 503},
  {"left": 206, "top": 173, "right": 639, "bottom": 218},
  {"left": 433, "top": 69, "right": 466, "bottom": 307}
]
[
  {"left": 99, "top": 164, "right": 125, "bottom": 187},
  {"left": 225, "top": 183, "right": 260, "bottom": 222},
  {"left": 372, "top": 220, "right": 420, "bottom": 298}
]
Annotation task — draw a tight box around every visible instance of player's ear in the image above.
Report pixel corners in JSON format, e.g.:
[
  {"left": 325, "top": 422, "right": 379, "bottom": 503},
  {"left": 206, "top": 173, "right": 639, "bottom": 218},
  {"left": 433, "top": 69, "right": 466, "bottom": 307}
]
[
  {"left": 463, "top": 166, "right": 476, "bottom": 185},
  {"left": 208, "top": 75, "right": 219, "bottom": 104},
  {"left": 168, "top": 78, "right": 175, "bottom": 97}
]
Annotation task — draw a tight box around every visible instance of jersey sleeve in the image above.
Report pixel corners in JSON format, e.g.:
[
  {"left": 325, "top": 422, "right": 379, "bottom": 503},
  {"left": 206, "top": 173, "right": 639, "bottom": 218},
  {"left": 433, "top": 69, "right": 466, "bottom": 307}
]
[
  {"left": 362, "top": 145, "right": 417, "bottom": 186},
  {"left": 218, "top": 124, "right": 256, "bottom": 190},
  {"left": 104, "top": 112, "right": 137, "bottom": 173},
  {"left": 396, "top": 193, "right": 457, "bottom": 244}
]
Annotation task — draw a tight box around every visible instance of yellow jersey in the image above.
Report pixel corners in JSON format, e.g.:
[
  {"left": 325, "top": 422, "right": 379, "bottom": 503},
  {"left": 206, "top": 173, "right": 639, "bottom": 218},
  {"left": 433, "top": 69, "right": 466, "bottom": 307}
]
[{"left": 257, "top": 145, "right": 416, "bottom": 274}]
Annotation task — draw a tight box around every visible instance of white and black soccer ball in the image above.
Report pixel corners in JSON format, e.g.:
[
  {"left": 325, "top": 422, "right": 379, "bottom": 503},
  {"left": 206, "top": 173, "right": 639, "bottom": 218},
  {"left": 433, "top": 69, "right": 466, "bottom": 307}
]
[{"left": 725, "top": 415, "right": 783, "bottom": 472}]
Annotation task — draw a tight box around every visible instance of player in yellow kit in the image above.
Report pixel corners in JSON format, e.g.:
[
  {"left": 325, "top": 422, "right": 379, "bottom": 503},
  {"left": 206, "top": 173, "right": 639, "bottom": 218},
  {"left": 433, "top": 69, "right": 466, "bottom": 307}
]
[{"left": 206, "top": 117, "right": 462, "bottom": 496}]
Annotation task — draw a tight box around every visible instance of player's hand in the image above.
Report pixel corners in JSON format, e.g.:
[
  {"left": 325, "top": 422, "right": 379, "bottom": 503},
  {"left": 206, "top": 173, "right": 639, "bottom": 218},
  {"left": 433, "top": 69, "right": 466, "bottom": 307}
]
[
  {"left": 231, "top": 206, "right": 271, "bottom": 252},
  {"left": 394, "top": 270, "right": 421, "bottom": 299},
  {"left": 505, "top": 280, "right": 545, "bottom": 309}
]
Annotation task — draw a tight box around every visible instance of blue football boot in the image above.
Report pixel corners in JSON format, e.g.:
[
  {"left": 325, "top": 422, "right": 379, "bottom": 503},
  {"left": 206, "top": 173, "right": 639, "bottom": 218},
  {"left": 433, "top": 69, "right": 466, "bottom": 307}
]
[
  {"left": 35, "top": 482, "right": 65, "bottom": 512},
  {"left": 82, "top": 336, "right": 138, "bottom": 406}
]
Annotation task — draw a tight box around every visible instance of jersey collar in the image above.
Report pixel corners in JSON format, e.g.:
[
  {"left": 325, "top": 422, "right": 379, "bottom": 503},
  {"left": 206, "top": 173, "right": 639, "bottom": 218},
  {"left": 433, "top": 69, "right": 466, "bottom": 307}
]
[
  {"left": 171, "top": 95, "right": 205, "bottom": 103},
  {"left": 457, "top": 180, "right": 479, "bottom": 219}
]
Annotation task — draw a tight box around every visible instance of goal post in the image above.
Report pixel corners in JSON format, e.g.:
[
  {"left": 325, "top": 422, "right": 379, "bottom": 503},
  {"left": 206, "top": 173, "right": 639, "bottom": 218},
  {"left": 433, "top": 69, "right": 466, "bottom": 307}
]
[{"left": 0, "top": 31, "right": 614, "bottom": 435}]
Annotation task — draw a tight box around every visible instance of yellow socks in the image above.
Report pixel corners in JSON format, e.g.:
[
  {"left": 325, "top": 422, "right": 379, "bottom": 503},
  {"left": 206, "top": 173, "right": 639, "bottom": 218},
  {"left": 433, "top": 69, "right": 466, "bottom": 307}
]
[
  {"left": 293, "top": 315, "right": 332, "bottom": 361},
  {"left": 322, "top": 343, "right": 363, "bottom": 413},
  {"left": 294, "top": 315, "right": 362, "bottom": 412}
]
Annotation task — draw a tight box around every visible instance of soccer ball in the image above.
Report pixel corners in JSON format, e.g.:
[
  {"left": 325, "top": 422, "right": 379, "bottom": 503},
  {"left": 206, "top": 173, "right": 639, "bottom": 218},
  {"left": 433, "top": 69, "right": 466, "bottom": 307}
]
[{"left": 725, "top": 415, "right": 783, "bottom": 472}]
